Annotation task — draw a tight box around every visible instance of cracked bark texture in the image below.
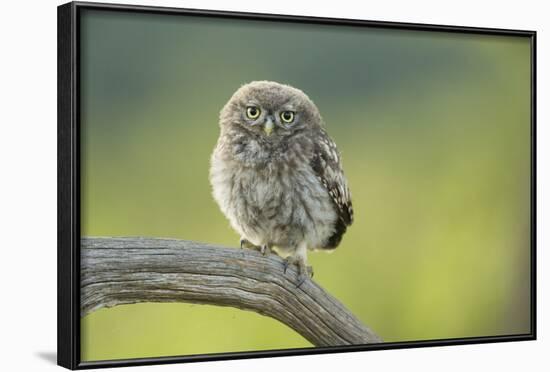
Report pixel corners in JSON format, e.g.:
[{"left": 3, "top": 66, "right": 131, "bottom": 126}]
[{"left": 81, "top": 236, "right": 382, "bottom": 347}]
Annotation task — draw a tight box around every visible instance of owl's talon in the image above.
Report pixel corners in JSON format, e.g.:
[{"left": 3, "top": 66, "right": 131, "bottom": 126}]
[
  {"left": 240, "top": 238, "right": 260, "bottom": 251},
  {"left": 282, "top": 256, "right": 312, "bottom": 287},
  {"left": 283, "top": 257, "right": 292, "bottom": 274},
  {"left": 296, "top": 263, "right": 313, "bottom": 288},
  {"left": 260, "top": 245, "right": 271, "bottom": 256},
  {"left": 296, "top": 273, "right": 307, "bottom": 288}
]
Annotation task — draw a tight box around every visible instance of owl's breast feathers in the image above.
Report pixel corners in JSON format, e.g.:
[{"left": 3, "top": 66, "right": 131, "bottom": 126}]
[{"left": 310, "top": 129, "right": 353, "bottom": 249}]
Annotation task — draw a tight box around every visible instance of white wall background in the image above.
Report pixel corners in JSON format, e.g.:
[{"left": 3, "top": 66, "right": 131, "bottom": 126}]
[{"left": 0, "top": 0, "right": 546, "bottom": 370}]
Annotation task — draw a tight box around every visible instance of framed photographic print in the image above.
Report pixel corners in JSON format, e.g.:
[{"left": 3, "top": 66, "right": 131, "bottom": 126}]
[{"left": 57, "top": 1, "right": 536, "bottom": 369}]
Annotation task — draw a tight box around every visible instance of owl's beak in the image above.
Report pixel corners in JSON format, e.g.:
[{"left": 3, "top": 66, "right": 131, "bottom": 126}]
[{"left": 264, "top": 119, "right": 274, "bottom": 136}]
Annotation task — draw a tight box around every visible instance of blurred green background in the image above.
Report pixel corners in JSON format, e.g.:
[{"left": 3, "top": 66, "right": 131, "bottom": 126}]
[{"left": 79, "top": 9, "right": 532, "bottom": 362}]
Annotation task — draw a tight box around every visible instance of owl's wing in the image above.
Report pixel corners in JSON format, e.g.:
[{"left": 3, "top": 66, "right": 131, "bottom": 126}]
[{"left": 310, "top": 129, "right": 353, "bottom": 249}]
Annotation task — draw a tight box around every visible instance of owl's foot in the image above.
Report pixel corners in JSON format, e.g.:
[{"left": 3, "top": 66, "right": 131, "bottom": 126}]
[
  {"left": 240, "top": 238, "right": 258, "bottom": 250},
  {"left": 260, "top": 244, "right": 272, "bottom": 256},
  {"left": 283, "top": 256, "right": 313, "bottom": 288},
  {"left": 240, "top": 239, "right": 272, "bottom": 256}
]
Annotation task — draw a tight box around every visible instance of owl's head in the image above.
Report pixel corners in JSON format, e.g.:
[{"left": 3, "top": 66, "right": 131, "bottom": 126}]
[{"left": 220, "top": 81, "right": 321, "bottom": 139}]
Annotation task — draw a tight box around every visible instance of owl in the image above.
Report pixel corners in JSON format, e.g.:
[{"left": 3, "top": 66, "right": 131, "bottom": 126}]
[{"left": 209, "top": 81, "right": 353, "bottom": 287}]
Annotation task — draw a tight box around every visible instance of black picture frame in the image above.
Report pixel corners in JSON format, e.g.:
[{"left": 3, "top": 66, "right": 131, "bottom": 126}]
[{"left": 58, "top": 1, "right": 537, "bottom": 369}]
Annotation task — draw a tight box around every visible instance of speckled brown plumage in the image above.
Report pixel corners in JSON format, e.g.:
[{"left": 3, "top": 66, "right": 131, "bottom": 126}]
[{"left": 209, "top": 81, "right": 353, "bottom": 286}]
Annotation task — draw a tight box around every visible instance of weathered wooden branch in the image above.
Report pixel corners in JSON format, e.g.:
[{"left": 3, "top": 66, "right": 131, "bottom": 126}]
[{"left": 81, "top": 237, "right": 382, "bottom": 346}]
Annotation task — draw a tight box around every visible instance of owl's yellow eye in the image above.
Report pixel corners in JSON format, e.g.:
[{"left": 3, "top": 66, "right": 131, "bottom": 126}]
[
  {"left": 246, "top": 106, "right": 261, "bottom": 119},
  {"left": 280, "top": 111, "right": 295, "bottom": 123}
]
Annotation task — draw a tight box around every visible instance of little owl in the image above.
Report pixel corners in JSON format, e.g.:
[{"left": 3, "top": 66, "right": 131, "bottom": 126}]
[{"left": 209, "top": 81, "right": 353, "bottom": 287}]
